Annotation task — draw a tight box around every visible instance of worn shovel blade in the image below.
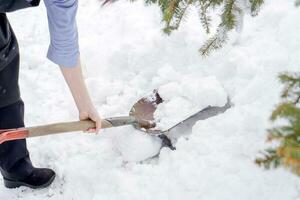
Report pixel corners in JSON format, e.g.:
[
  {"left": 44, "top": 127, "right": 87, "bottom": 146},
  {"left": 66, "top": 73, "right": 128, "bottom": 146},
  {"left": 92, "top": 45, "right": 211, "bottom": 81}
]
[{"left": 129, "top": 90, "right": 163, "bottom": 130}]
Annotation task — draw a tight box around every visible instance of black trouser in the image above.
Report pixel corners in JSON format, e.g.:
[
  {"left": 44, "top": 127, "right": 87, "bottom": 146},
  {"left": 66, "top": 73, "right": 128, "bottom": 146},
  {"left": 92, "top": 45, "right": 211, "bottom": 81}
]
[
  {"left": 0, "top": 1, "right": 41, "bottom": 180},
  {"left": 0, "top": 100, "right": 29, "bottom": 172},
  {"left": 0, "top": 100, "right": 33, "bottom": 180},
  {"left": 0, "top": 48, "right": 31, "bottom": 179}
]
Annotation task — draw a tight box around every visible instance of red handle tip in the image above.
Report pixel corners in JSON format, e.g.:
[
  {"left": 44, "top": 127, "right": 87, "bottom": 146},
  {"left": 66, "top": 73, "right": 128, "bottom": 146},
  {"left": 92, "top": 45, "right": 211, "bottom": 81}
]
[{"left": 0, "top": 128, "right": 29, "bottom": 144}]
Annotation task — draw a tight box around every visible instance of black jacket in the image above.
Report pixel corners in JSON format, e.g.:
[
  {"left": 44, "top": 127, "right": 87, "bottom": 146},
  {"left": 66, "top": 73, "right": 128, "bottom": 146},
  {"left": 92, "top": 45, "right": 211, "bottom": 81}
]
[
  {"left": 0, "top": 0, "right": 40, "bottom": 13},
  {"left": 0, "top": 0, "right": 40, "bottom": 71},
  {"left": 0, "top": 0, "right": 40, "bottom": 108}
]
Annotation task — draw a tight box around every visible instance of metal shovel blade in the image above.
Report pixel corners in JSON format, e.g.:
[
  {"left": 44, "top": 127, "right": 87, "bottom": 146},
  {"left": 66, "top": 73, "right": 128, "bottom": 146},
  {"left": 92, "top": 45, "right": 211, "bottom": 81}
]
[
  {"left": 129, "top": 90, "right": 231, "bottom": 134},
  {"left": 129, "top": 90, "right": 231, "bottom": 150}
]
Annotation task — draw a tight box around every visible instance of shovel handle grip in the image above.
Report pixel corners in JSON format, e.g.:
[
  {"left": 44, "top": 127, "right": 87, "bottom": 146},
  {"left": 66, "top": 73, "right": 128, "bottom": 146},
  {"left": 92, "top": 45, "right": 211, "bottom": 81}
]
[{"left": 0, "top": 129, "right": 29, "bottom": 145}]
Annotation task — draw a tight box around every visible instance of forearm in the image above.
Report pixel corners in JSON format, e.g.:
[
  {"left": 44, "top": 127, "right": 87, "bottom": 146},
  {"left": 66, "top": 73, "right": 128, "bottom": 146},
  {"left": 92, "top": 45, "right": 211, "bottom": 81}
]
[
  {"left": 59, "top": 58, "right": 93, "bottom": 112},
  {"left": 59, "top": 58, "right": 101, "bottom": 132}
]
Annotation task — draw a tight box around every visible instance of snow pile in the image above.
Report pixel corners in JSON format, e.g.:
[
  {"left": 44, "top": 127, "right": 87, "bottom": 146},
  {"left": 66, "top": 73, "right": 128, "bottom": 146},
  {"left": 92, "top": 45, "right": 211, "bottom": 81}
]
[
  {"left": 0, "top": 0, "right": 300, "bottom": 199},
  {"left": 154, "top": 75, "right": 227, "bottom": 130},
  {"left": 113, "top": 126, "right": 162, "bottom": 162}
]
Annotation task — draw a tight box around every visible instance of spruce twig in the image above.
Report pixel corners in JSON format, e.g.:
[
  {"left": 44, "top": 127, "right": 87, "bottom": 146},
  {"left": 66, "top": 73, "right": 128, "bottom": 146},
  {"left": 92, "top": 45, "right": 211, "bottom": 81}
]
[
  {"left": 249, "top": 0, "right": 264, "bottom": 16},
  {"left": 199, "top": 28, "right": 228, "bottom": 56}
]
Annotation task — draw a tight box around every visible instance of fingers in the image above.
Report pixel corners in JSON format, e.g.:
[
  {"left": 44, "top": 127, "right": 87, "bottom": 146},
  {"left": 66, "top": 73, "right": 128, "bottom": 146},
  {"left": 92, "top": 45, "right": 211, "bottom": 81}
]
[
  {"left": 88, "top": 115, "right": 101, "bottom": 134},
  {"left": 85, "top": 128, "right": 96, "bottom": 133},
  {"left": 79, "top": 108, "right": 101, "bottom": 134},
  {"left": 95, "top": 118, "right": 102, "bottom": 134}
]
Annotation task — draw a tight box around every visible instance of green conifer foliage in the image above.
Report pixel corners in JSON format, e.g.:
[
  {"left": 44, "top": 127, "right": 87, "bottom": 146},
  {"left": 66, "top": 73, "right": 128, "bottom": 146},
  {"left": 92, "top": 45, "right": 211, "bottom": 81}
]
[
  {"left": 256, "top": 73, "right": 300, "bottom": 175},
  {"left": 103, "top": 0, "right": 264, "bottom": 56}
]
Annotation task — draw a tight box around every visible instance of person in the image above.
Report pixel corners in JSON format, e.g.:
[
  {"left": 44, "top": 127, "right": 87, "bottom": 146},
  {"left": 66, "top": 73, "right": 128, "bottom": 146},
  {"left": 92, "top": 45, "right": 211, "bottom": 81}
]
[{"left": 0, "top": 0, "right": 102, "bottom": 189}]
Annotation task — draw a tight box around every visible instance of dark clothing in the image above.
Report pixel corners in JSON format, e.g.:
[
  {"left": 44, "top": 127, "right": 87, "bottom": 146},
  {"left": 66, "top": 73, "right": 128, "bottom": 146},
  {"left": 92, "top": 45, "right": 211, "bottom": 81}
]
[
  {"left": 0, "top": 0, "right": 40, "bottom": 13},
  {"left": 0, "top": 100, "right": 56, "bottom": 189},
  {"left": 0, "top": 0, "right": 40, "bottom": 71},
  {"left": 0, "top": 45, "right": 21, "bottom": 108},
  {"left": 0, "top": 0, "right": 40, "bottom": 108},
  {"left": 0, "top": 14, "right": 20, "bottom": 108},
  {"left": 0, "top": 100, "right": 31, "bottom": 174},
  {"left": 0, "top": 14, "right": 19, "bottom": 72},
  {"left": 0, "top": 0, "right": 40, "bottom": 180}
]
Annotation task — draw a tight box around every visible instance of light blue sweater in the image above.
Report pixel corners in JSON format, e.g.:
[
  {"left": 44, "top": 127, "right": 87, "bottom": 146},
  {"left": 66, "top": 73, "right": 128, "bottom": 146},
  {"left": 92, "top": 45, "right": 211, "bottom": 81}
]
[{"left": 28, "top": 0, "right": 79, "bottom": 67}]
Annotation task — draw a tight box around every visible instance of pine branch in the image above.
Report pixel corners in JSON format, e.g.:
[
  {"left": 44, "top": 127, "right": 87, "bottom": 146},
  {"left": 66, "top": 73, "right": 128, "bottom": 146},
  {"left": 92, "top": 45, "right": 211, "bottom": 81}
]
[
  {"left": 249, "top": 0, "right": 264, "bottom": 16},
  {"left": 270, "top": 103, "right": 300, "bottom": 121},
  {"left": 256, "top": 72, "right": 300, "bottom": 176},
  {"left": 199, "top": 28, "right": 228, "bottom": 56},
  {"left": 198, "top": 0, "right": 212, "bottom": 33},
  {"left": 279, "top": 72, "right": 300, "bottom": 103},
  {"left": 220, "top": 0, "right": 243, "bottom": 31},
  {"left": 255, "top": 149, "right": 282, "bottom": 170},
  {"left": 175, "top": 0, "right": 193, "bottom": 27},
  {"left": 267, "top": 126, "right": 295, "bottom": 142},
  {"left": 164, "top": 0, "right": 193, "bottom": 34},
  {"left": 164, "top": 0, "right": 180, "bottom": 28}
]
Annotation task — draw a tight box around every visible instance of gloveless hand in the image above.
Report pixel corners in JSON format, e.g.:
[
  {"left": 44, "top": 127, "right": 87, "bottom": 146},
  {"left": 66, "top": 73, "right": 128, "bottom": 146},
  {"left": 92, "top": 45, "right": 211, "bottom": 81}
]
[{"left": 79, "top": 105, "right": 102, "bottom": 134}]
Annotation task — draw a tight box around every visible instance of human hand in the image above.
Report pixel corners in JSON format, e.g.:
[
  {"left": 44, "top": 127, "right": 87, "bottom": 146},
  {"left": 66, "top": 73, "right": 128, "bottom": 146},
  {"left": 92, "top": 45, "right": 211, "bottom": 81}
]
[{"left": 79, "top": 105, "right": 102, "bottom": 134}]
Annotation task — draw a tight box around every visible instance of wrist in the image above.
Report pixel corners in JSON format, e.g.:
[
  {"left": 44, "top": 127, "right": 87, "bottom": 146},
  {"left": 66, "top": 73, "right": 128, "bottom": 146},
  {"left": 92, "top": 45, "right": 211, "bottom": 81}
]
[{"left": 76, "top": 97, "right": 94, "bottom": 112}]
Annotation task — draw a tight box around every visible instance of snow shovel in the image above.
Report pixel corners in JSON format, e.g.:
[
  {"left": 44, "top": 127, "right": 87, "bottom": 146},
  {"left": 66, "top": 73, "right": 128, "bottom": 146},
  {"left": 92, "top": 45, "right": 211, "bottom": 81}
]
[{"left": 0, "top": 90, "right": 231, "bottom": 150}]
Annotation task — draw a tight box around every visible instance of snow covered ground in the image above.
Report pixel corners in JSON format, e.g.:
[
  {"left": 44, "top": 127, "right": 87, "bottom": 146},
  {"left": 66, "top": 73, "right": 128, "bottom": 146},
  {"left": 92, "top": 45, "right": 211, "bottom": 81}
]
[{"left": 1, "top": 0, "right": 300, "bottom": 199}]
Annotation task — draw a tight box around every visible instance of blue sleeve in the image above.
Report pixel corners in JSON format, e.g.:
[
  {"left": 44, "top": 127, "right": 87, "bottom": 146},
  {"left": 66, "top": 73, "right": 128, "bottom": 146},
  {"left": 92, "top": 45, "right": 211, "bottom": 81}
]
[{"left": 43, "top": 0, "right": 79, "bottom": 67}]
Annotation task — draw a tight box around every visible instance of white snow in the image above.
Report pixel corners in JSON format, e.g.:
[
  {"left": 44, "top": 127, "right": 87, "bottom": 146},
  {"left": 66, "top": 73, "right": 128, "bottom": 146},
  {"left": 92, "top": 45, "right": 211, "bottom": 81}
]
[
  {"left": 154, "top": 75, "right": 228, "bottom": 130},
  {"left": 1, "top": 0, "right": 300, "bottom": 199}
]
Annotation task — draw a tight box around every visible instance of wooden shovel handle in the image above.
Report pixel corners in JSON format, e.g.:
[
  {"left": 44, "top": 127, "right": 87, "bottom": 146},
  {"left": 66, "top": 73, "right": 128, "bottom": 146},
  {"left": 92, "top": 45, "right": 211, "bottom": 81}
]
[
  {"left": 27, "top": 119, "right": 106, "bottom": 138},
  {"left": 27, "top": 116, "right": 138, "bottom": 138},
  {"left": 0, "top": 116, "right": 138, "bottom": 144}
]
